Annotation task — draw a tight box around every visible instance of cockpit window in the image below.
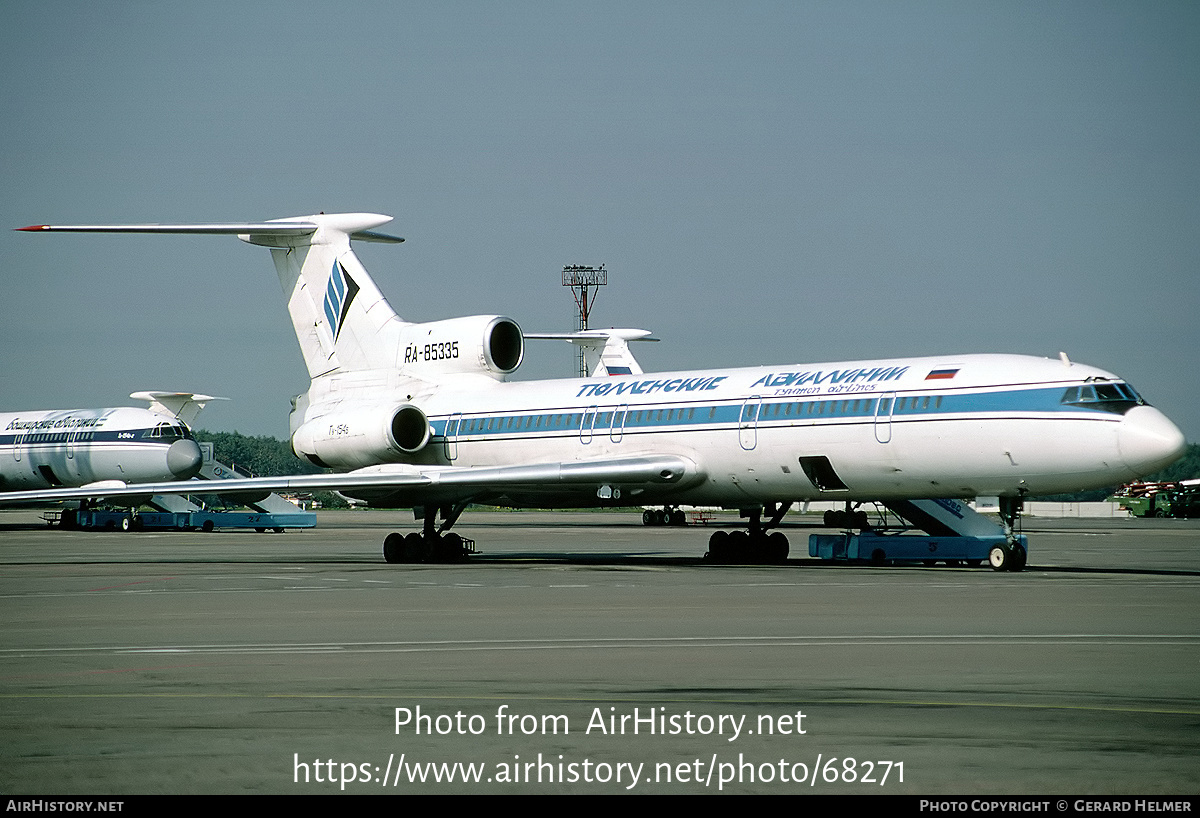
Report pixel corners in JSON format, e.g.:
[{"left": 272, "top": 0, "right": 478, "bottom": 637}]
[
  {"left": 1061, "top": 382, "right": 1145, "bottom": 415},
  {"left": 143, "top": 423, "right": 192, "bottom": 442}
]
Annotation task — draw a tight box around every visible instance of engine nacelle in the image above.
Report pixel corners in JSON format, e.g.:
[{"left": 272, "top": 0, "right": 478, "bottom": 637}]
[
  {"left": 291, "top": 404, "right": 431, "bottom": 469},
  {"left": 397, "top": 315, "right": 524, "bottom": 380}
]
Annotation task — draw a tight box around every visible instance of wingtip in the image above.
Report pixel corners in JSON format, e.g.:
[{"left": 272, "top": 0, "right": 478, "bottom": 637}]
[{"left": 16, "top": 225, "right": 50, "bottom": 231}]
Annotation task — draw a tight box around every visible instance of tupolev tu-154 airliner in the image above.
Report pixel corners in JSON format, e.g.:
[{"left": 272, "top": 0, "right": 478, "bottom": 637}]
[{"left": 9, "top": 213, "right": 1187, "bottom": 568}]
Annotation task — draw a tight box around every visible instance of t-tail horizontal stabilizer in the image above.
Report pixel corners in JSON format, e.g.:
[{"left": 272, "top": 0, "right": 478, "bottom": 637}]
[
  {"left": 19, "top": 214, "right": 407, "bottom": 379},
  {"left": 525, "top": 329, "right": 658, "bottom": 376},
  {"left": 130, "top": 392, "right": 227, "bottom": 427}
]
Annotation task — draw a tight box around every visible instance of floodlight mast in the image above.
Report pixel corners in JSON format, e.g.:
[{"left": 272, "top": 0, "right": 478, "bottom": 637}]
[{"left": 562, "top": 264, "right": 607, "bottom": 377}]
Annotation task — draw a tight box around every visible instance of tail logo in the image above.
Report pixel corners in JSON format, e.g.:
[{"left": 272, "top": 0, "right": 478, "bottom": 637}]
[{"left": 323, "top": 261, "right": 360, "bottom": 343}]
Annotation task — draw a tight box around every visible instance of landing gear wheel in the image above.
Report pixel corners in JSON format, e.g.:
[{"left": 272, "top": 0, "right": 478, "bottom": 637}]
[
  {"left": 706, "top": 530, "right": 731, "bottom": 563},
  {"left": 383, "top": 533, "right": 404, "bottom": 564},
  {"left": 434, "top": 533, "right": 467, "bottom": 563},
  {"left": 403, "top": 532, "right": 430, "bottom": 562},
  {"left": 670, "top": 509, "right": 686, "bottom": 526},
  {"left": 766, "top": 531, "right": 789, "bottom": 563},
  {"left": 643, "top": 510, "right": 654, "bottom": 525},
  {"left": 988, "top": 544, "right": 1011, "bottom": 571},
  {"left": 1009, "top": 544, "right": 1027, "bottom": 572}
]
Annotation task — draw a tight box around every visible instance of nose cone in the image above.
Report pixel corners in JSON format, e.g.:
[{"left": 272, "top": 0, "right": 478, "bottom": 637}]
[
  {"left": 167, "top": 439, "right": 203, "bottom": 480},
  {"left": 1118, "top": 406, "right": 1187, "bottom": 477}
]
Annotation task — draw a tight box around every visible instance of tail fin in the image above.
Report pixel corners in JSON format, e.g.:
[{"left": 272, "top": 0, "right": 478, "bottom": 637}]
[
  {"left": 19, "top": 213, "right": 407, "bottom": 379},
  {"left": 243, "top": 214, "right": 408, "bottom": 378}
]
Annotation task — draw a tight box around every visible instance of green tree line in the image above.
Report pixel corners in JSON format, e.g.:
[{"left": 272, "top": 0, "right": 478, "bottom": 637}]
[
  {"left": 193, "top": 430, "right": 320, "bottom": 478},
  {"left": 192, "top": 430, "right": 348, "bottom": 508}
]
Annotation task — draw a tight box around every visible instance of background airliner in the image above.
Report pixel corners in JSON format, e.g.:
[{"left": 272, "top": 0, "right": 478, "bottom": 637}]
[
  {"left": 0, "top": 393, "right": 211, "bottom": 493},
  {"left": 9, "top": 214, "right": 1186, "bottom": 568}
]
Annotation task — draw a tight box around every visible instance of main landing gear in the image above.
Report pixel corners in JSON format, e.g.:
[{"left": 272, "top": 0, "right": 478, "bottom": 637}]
[
  {"left": 382, "top": 504, "right": 475, "bottom": 564},
  {"left": 704, "top": 502, "right": 792, "bottom": 565},
  {"left": 987, "top": 496, "right": 1027, "bottom": 572},
  {"left": 822, "top": 502, "right": 873, "bottom": 531},
  {"left": 643, "top": 506, "right": 687, "bottom": 526}
]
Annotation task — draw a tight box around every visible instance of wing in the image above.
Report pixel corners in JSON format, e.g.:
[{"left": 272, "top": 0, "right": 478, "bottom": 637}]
[{"left": 0, "top": 455, "right": 700, "bottom": 509}]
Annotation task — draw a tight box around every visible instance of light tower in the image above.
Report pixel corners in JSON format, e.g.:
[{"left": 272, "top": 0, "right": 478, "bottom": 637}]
[{"left": 561, "top": 264, "right": 607, "bottom": 377}]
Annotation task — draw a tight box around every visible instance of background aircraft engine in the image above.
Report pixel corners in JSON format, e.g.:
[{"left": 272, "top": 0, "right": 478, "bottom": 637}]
[
  {"left": 397, "top": 315, "right": 524, "bottom": 379},
  {"left": 291, "top": 404, "right": 431, "bottom": 469}
]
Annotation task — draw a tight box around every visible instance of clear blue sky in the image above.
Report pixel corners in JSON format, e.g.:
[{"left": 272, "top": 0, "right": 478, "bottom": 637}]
[{"left": 3, "top": 1, "right": 1197, "bottom": 441}]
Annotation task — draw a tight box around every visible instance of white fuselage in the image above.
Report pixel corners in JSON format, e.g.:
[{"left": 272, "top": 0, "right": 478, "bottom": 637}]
[
  {"left": 295, "top": 352, "right": 1185, "bottom": 508},
  {"left": 14, "top": 213, "right": 1185, "bottom": 520},
  {"left": 0, "top": 406, "right": 202, "bottom": 491}
]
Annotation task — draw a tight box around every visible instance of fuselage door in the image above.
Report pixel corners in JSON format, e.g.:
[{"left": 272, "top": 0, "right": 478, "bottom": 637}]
[
  {"left": 874, "top": 392, "right": 895, "bottom": 444},
  {"left": 609, "top": 404, "right": 628, "bottom": 443},
  {"left": 580, "top": 406, "right": 598, "bottom": 444},
  {"left": 739, "top": 395, "right": 762, "bottom": 451},
  {"left": 444, "top": 413, "right": 462, "bottom": 461},
  {"left": 66, "top": 425, "right": 80, "bottom": 460}
]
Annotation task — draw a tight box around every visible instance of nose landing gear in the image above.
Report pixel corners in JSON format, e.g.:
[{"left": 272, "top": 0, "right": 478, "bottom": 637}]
[{"left": 990, "top": 495, "right": 1027, "bottom": 572}]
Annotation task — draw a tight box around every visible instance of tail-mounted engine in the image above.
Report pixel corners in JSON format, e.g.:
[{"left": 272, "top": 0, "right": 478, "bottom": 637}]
[
  {"left": 292, "top": 403, "right": 431, "bottom": 469},
  {"left": 397, "top": 315, "right": 523, "bottom": 380}
]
